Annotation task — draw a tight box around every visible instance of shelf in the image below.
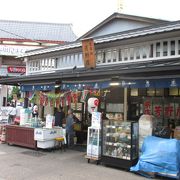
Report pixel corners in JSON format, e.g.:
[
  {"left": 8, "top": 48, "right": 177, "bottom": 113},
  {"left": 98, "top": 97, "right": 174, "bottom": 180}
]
[
  {"left": 103, "top": 154, "right": 131, "bottom": 160},
  {"left": 105, "top": 142, "right": 131, "bottom": 148}
]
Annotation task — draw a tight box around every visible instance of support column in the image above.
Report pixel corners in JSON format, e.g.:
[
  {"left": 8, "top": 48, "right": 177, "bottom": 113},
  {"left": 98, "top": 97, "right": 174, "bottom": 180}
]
[{"left": 124, "top": 88, "right": 127, "bottom": 121}]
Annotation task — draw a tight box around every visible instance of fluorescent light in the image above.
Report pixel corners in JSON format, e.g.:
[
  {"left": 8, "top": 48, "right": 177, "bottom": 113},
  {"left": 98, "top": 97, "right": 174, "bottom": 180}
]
[{"left": 109, "top": 82, "right": 120, "bottom": 86}]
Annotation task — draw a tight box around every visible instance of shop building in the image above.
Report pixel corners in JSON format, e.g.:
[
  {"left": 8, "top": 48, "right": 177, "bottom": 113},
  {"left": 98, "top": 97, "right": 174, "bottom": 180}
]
[
  {"left": 0, "top": 19, "right": 77, "bottom": 106},
  {"left": 1, "top": 12, "right": 180, "bottom": 130}
]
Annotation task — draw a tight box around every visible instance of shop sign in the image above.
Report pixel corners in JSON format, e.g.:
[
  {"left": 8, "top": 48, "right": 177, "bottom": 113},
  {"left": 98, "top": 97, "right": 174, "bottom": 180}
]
[
  {"left": 82, "top": 38, "right": 96, "bottom": 69},
  {"left": 7, "top": 66, "right": 26, "bottom": 73},
  {"left": 143, "top": 99, "right": 152, "bottom": 115},
  {"left": 0, "top": 44, "right": 39, "bottom": 56},
  {"left": 143, "top": 98, "right": 180, "bottom": 120}
]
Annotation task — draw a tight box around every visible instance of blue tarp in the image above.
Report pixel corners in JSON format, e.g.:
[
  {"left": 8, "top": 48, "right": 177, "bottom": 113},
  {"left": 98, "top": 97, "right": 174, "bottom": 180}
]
[{"left": 131, "top": 136, "right": 180, "bottom": 179}]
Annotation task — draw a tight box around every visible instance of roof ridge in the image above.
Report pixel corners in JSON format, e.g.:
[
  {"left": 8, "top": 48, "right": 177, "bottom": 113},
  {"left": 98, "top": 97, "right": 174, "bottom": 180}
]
[{"left": 0, "top": 19, "right": 73, "bottom": 26}]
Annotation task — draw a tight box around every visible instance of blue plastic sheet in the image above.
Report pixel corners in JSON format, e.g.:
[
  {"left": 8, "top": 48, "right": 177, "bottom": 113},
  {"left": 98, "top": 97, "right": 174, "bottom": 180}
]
[{"left": 130, "top": 136, "right": 180, "bottom": 179}]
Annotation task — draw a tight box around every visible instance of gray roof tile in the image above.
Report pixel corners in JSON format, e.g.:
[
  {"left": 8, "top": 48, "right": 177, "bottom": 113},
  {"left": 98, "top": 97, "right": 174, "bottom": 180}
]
[{"left": 0, "top": 20, "right": 77, "bottom": 42}]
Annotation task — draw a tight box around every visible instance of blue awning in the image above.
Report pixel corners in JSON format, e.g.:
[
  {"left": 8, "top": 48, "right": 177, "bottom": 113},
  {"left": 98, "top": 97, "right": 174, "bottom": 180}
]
[
  {"left": 61, "top": 81, "right": 110, "bottom": 90},
  {"left": 61, "top": 78, "right": 180, "bottom": 90},
  {"left": 125, "top": 78, "right": 180, "bottom": 88},
  {"left": 20, "top": 84, "right": 55, "bottom": 92}
]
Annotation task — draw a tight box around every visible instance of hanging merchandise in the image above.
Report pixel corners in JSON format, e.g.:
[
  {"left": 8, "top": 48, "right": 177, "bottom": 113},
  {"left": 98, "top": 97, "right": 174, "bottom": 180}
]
[
  {"left": 43, "top": 96, "right": 48, "bottom": 107},
  {"left": 49, "top": 98, "right": 54, "bottom": 107},
  {"left": 80, "top": 90, "right": 89, "bottom": 102},
  {"left": 66, "top": 92, "right": 71, "bottom": 106},
  {"left": 55, "top": 98, "right": 60, "bottom": 108},
  {"left": 60, "top": 97, "right": 65, "bottom": 107},
  {"left": 71, "top": 91, "right": 78, "bottom": 104},
  {"left": 39, "top": 93, "right": 45, "bottom": 106}
]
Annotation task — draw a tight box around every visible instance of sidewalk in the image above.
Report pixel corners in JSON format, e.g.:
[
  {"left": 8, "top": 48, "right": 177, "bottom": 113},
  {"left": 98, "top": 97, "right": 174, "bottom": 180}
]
[{"left": 0, "top": 144, "right": 163, "bottom": 180}]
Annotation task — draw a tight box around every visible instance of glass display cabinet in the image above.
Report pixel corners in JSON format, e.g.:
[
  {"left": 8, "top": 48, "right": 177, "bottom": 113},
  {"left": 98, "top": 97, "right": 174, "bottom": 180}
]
[
  {"left": 101, "top": 120, "right": 138, "bottom": 169},
  {"left": 87, "top": 127, "right": 101, "bottom": 158}
]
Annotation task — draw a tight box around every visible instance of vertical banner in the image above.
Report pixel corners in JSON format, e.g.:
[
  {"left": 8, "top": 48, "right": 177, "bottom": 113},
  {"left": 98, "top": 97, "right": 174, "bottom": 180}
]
[{"left": 82, "top": 38, "right": 96, "bottom": 69}]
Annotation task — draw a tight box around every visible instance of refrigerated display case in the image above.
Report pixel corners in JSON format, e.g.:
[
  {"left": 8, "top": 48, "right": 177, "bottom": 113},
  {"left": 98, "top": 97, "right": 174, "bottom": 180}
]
[{"left": 101, "top": 120, "right": 138, "bottom": 169}]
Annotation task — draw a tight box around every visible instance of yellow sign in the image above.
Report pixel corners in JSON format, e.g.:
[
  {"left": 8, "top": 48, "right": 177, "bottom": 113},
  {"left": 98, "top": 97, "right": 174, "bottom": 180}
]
[{"left": 82, "top": 38, "right": 96, "bottom": 69}]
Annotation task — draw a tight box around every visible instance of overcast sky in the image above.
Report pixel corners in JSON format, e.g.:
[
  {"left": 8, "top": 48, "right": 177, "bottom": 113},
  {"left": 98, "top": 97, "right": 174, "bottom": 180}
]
[{"left": 1, "top": 0, "right": 180, "bottom": 37}]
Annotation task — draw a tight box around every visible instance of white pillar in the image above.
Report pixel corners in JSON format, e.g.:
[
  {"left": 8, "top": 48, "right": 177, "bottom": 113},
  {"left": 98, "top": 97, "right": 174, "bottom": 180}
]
[{"left": 124, "top": 87, "right": 127, "bottom": 121}]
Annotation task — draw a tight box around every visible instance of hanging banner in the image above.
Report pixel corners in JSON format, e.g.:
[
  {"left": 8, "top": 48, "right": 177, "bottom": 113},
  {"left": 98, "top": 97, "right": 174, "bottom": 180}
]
[
  {"left": 61, "top": 81, "right": 110, "bottom": 90},
  {"left": 82, "top": 38, "right": 96, "bottom": 69},
  {"left": 20, "top": 84, "right": 55, "bottom": 92}
]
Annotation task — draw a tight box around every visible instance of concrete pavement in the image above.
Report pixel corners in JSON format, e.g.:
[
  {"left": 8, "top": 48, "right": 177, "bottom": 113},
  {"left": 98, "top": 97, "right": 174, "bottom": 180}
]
[{"left": 0, "top": 144, "right": 166, "bottom": 180}]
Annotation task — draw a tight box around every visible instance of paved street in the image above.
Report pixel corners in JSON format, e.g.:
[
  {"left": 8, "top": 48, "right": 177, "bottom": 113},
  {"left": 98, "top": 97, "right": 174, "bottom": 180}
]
[{"left": 0, "top": 144, "right": 167, "bottom": 180}]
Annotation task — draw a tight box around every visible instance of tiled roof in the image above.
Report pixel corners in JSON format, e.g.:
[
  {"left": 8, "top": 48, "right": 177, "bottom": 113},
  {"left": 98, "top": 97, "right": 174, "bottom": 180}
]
[
  {"left": 0, "top": 20, "right": 77, "bottom": 42},
  {"left": 19, "top": 20, "right": 180, "bottom": 57}
]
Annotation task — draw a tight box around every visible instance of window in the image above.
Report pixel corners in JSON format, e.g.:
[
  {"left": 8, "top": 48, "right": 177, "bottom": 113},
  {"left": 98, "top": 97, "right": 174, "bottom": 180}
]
[
  {"left": 135, "top": 47, "right": 140, "bottom": 59},
  {"left": 171, "top": 40, "right": 175, "bottom": 55},
  {"left": 163, "top": 41, "right": 168, "bottom": 56},
  {"left": 147, "top": 88, "right": 155, "bottom": 96},
  {"left": 178, "top": 40, "right": 180, "bottom": 55},
  {"left": 142, "top": 46, "right": 148, "bottom": 59},
  {"left": 105, "top": 50, "right": 111, "bottom": 63},
  {"left": 129, "top": 48, "right": 134, "bottom": 60},
  {"left": 147, "top": 88, "right": 164, "bottom": 96},
  {"left": 112, "top": 50, "right": 117, "bottom": 62},
  {"left": 124, "top": 48, "right": 128, "bottom": 61},
  {"left": 130, "top": 88, "right": 138, "bottom": 96},
  {"left": 169, "top": 88, "right": 179, "bottom": 96},
  {"left": 156, "top": 42, "right": 160, "bottom": 57},
  {"left": 96, "top": 51, "right": 103, "bottom": 64},
  {"left": 119, "top": 49, "right": 122, "bottom": 61},
  {"left": 149, "top": 44, "right": 153, "bottom": 58},
  {"left": 156, "top": 89, "right": 164, "bottom": 96}
]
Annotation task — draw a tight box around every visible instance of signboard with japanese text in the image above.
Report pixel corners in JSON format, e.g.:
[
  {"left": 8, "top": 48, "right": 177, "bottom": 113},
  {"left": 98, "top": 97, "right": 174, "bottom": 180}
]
[
  {"left": 82, "top": 38, "right": 96, "bottom": 69},
  {"left": 7, "top": 66, "right": 26, "bottom": 73},
  {"left": 0, "top": 45, "right": 40, "bottom": 56},
  {"left": 143, "top": 97, "right": 180, "bottom": 125},
  {"left": 143, "top": 98, "right": 152, "bottom": 115}
]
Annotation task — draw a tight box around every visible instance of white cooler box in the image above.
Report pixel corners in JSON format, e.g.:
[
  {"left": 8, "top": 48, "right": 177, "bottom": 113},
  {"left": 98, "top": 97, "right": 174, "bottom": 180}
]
[
  {"left": 37, "top": 140, "right": 55, "bottom": 149},
  {"left": 34, "top": 127, "right": 63, "bottom": 141}
]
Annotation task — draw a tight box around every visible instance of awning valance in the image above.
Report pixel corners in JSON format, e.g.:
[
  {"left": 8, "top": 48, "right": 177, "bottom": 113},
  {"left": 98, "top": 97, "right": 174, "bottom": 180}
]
[
  {"left": 20, "top": 84, "right": 55, "bottom": 92},
  {"left": 61, "top": 78, "right": 180, "bottom": 90}
]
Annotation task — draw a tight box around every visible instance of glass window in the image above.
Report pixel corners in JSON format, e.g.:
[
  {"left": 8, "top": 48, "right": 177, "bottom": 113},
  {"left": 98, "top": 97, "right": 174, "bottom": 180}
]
[
  {"left": 130, "top": 88, "right": 138, "bottom": 96},
  {"left": 112, "top": 50, "right": 117, "bottom": 62},
  {"left": 147, "top": 88, "right": 155, "bottom": 96},
  {"left": 156, "top": 42, "right": 160, "bottom": 57},
  {"left": 135, "top": 47, "right": 140, "bottom": 59},
  {"left": 178, "top": 40, "right": 180, "bottom": 55},
  {"left": 124, "top": 48, "right": 128, "bottom": 61},
  {"left": 156, "top": 88, "right": 164, "bottom": 96},
  {"left": 171, "top": 41, "right": 175, "bottom": 55},
  {"left": 163, "top": 41, "right": 168, "bottom": 56},
  {"left": 142, "top": 46, "right": 148, "bottom": 59},
  {"left": 149, "top": 44, "right": 153, "bottom": 58},
  {"left": 96, "top": 51, "right": 103, "bottom": 64},
  {"left": 119, "top": 49, "right": 122, "bottom": 61},
  {"left": 52, "top": 59, "right": 55, "bottom": 68},
  {"left": 130, "top": 48, "right": 134, "bottom": 60},
  {"left": 147, "top": 88, "right": 164, "bottom": 96},
  {"left": 105, "top": 50, "right": 111, "bottom": 63},
  {"left": 169, "top": 88, "right": 179, "bottom": 96}
]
